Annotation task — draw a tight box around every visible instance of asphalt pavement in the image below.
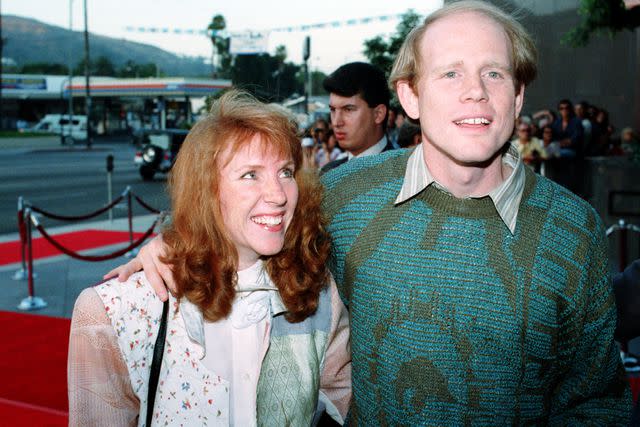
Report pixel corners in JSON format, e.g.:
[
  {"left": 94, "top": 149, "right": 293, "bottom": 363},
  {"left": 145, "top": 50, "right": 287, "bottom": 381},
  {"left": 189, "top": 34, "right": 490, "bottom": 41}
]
[
  {"left": 0, "top": 134, "right": 164, "bottom": 318},
  {"left": 0, "top": 134, "right": 169, "bottom": 235}
]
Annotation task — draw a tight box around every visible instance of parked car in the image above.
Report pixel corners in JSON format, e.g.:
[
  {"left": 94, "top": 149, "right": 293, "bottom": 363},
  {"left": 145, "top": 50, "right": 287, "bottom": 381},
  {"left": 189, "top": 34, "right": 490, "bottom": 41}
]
[
  {"left": 31, "top": 114, "right": 88, "bottom": 145},
  {"left": 134, "top": 128, "right": 190, "bottom": 181}
]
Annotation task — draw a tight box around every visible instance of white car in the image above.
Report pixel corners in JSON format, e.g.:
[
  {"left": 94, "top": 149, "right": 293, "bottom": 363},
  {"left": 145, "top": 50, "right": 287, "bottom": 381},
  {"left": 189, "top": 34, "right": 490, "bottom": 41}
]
[{"left": 32, "top": 114, "right": 88, "bottom": 145}]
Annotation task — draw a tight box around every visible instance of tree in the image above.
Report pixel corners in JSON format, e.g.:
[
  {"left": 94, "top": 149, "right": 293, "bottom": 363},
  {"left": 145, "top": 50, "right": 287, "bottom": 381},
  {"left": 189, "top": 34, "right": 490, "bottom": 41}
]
[
  {"left": 137, "top": 63, "right": 160, "bottom": 78},
  {"left": 118, "top": 60, "right": 160, "bottom": 78},
  {"left": 94, "top": 56, "right": 116, "bottom": 76},
  {"left": 363, "top": 9, "right": 422, "bottom": 76},
  {"left": 296, "top": 69, "right": 328, "bottom": 96},
  {"left": 73, "top": 56, "right": 116, "bottom": 76},
  {"left": 21, "top": 62, "right": 69, "bottom": 75},
  {"left": 208, "top": 14, "right": 232, "bottom": 78},
  {"left": 232, "top": 52, "right": 303, "bottom": 102},
  {"left": 205, "top": 15, "right": 303, "bottom": 100},
  {"left": 564, "top": 0, "right": 640, "bottom": 47}
]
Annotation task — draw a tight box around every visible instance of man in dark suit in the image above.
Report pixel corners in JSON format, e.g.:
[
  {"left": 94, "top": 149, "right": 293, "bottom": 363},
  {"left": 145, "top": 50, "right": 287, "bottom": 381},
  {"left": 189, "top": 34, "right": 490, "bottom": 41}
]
[{"left": 320, "top": 62, "right": 395, "bottom": 173}]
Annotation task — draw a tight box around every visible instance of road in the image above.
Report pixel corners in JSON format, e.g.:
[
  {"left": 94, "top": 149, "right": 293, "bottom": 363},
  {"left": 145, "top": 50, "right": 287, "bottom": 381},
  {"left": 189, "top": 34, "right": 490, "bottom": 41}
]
[{"left": 0, "top": 136, "right": 169, "bottom": 235}]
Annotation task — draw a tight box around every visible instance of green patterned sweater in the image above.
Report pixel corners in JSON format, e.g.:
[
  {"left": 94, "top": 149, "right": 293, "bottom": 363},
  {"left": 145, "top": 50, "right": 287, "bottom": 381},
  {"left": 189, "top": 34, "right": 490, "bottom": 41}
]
[{"left": 321, "top": 148, "right": 630, "bottom": 426}]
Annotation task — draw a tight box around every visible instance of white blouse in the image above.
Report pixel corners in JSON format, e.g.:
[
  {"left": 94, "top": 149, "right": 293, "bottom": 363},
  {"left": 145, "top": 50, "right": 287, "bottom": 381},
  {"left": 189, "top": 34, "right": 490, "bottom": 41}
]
[{"left": 201, "top": 260, "right": 275, "bottom": 426}]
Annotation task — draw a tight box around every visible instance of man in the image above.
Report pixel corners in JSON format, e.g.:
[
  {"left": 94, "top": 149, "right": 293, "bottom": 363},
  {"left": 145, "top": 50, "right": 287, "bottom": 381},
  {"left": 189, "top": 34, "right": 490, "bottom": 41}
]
[
  {"left": 551, "top": 98, "right": 584, "bottom": 158},
  {"left": 322, "top": 0, "right": 629, "bottom": 424},
  {"left": 109, "top": 1, "right": 630, "bottom": 424},
  {"left": 320, "top": 62, "right": 395, "bottom": 173},
  {"left": 575, "top": 100, "right": 595, "bottom": 153},
  {"left": 511, "top": 122, "right": 545, "bottom": 168}
]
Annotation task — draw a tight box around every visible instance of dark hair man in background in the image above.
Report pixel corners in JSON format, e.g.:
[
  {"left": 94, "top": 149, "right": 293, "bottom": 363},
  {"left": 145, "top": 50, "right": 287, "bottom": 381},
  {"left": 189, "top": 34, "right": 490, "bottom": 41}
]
[{"left": 320, "top": 62, "right": 394, "bottom": 173}]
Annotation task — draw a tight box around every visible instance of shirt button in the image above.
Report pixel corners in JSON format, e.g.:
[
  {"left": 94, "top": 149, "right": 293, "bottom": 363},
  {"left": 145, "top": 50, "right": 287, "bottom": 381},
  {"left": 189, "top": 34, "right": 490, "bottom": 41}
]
[{"left": 243, "top": 373, "right": 251, "bottom": 381}]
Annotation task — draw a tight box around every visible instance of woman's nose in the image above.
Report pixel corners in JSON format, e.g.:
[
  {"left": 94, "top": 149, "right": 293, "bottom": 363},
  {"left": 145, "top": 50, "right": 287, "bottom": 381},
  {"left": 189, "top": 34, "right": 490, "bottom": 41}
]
[{"left": 264, "top": 177, "right": 287, "bottom": 205}]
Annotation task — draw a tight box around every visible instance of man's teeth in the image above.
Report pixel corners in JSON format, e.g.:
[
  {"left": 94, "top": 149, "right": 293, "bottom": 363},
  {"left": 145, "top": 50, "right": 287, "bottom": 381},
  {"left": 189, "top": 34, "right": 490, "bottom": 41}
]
[
  {"left": 455, "top": 118, "right": 490, "bottom": 125},
  {"left": 252, "top": 216, "right": 283, "bottom": 225}
]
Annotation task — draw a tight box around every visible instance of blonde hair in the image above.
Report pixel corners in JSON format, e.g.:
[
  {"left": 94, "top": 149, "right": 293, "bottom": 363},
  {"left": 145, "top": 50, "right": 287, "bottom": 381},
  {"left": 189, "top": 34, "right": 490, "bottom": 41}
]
[{"left": 390, "top": 0, "right": 537, "bottom": 91}]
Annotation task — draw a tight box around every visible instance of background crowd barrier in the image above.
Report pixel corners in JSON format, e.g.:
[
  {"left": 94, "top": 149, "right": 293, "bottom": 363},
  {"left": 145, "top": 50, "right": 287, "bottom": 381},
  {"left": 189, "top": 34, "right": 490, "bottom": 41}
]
[{"left": 13, "top": 187, "right": 166, "bottom": 311}]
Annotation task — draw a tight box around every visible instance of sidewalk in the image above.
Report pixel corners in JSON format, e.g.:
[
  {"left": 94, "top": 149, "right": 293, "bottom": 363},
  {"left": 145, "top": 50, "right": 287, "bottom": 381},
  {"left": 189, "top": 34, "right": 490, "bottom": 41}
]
[
  {"left": 0, "top": 214, "right": 160, "bottom": 318},
  {"left": 0, "top": 135, "right": 61, "bottom": 151},
  {"left": 0, "top": 134, "right": 130, "bottom": 151}
]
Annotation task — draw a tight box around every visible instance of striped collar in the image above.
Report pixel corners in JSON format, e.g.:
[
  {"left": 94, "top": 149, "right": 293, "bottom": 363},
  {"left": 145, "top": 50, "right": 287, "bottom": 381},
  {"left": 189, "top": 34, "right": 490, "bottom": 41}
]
[{"left": 394, "top": 142, "right": 526, "bottom": 234}]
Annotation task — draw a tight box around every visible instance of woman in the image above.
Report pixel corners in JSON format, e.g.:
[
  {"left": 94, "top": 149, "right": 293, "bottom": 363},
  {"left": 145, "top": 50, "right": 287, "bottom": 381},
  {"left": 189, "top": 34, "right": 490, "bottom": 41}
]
[{"left": 67, "top": 90, "right": 351, "bottom": 426}]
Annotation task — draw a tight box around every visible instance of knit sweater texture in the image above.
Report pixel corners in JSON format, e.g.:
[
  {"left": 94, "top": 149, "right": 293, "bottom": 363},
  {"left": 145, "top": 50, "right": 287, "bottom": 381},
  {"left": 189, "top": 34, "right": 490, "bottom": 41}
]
[{"left": 321, "top": 148, "right": 630, "bottom": 425}]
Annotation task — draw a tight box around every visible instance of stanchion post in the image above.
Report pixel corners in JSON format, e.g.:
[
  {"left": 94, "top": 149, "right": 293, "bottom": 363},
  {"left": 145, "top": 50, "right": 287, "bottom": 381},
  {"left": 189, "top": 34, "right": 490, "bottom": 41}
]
[
  {"left": 125, "top": 186, "right": 138, "bottom": 258},
  {"left": 17, "top": 209, "right": 47, "bottom": 310},
  {"left": 12, "top": 197, "right": 28, "bottom": 280},
  {"left": 127, "top": 187, "right": 133, "bottom": 246},
  {"left": 106, "top": 154, "right": 114, "bottom": 222}
]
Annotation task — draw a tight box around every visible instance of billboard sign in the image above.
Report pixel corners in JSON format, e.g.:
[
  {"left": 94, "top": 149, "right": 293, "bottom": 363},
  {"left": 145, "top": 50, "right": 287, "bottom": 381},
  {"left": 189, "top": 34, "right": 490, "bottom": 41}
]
[
  {"left": 229, "top": 31, "right": 270, "bottom": 55},
  {"left": 2, "top": 77, "right": 47, "bottom": 90}
]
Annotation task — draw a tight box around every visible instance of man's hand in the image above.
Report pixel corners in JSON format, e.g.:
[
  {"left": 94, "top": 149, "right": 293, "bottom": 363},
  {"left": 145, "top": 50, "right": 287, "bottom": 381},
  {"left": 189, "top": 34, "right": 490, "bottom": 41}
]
[{"left": 103, "top": 235, "right": 175, "bottom": 301}]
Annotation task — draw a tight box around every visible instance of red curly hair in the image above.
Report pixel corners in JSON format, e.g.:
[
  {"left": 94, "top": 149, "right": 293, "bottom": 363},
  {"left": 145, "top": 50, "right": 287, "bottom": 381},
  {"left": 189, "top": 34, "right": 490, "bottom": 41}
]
[{"left": 162, "top": 89, "right": 331, "bottom": 323}]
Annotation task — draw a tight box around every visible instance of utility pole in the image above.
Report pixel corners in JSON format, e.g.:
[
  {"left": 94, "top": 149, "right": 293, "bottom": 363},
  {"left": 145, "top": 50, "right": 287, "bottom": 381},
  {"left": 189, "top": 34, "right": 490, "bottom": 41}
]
[
  {"left": 67, "top": 0, "right": 74, "bottom": 143},
  {"left": 302, "top": 36, "right": 310, "bottom": 115},
  {"left": 0, "top": 0, "right": 5, "bottom": 131},
  {"left": 83, "top": 0, "right": 92, "bottom": 148}
]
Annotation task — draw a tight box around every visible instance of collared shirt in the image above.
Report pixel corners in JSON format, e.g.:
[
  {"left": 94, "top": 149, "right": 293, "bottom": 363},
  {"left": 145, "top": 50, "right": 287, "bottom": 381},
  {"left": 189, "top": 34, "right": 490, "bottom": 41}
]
[
  {"left": 347, "top": 135, "right": 389, "bottom": 160},
  {"left": 395, "top": 142, "right": 526, "bottom": 234},
  {"left": 184, "top": 261, "right": 286, "bottom": 426}
]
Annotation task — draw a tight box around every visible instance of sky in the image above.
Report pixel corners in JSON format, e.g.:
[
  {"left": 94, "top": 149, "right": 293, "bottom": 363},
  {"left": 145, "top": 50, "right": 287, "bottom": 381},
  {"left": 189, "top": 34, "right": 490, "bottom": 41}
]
[{"left": 2, "top": 0, "right": 443, "bottom": 74}]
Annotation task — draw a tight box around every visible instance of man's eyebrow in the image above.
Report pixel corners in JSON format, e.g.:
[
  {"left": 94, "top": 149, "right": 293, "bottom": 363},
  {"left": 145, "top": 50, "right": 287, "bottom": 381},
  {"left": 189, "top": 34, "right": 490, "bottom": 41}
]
[
  {"left": 329, "top": 103, "right": 357, "bottom": 109},
  {"left": 430, "top": 60, "right": 513, "bottom": 74},
  {"left": 483, "top": 61, "right": 512, "bottom": 71},
  {"left": 431, "top": 61, "right": 464, "bottom": 74}
]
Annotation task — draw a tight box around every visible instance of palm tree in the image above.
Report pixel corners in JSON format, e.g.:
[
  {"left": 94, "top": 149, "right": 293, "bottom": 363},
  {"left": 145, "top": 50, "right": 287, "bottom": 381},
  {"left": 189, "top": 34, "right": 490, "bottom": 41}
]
[{"left": 208, "top": 14, "right": 227, "bottom": 77}]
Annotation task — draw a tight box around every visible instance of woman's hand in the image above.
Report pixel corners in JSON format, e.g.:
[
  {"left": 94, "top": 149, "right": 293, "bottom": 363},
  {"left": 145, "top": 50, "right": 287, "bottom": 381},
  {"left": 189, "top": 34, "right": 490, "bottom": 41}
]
[{"left": 103, "top": 235, "right": 175, "bottom": 301}]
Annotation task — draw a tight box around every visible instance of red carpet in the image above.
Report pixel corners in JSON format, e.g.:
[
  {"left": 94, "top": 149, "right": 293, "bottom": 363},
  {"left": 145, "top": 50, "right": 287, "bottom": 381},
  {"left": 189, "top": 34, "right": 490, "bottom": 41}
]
[
  {"left": 0, "top": 310, "right": 638, "bottom": 423},
  {"left": 0, "top": 229, "right": 147, "bottom": 266},
  {"left": 0, "top": 311, "right": 70, "bottom": 424}
]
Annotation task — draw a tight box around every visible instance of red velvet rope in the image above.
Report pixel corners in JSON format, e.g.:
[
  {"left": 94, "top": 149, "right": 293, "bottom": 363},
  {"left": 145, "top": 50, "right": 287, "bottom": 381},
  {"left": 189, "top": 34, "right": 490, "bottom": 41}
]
[
  {"left": 33, "top": 219, "right": 158, "bottom": 262},
  {"left": 30, "top": 194, "right": 125, "bottom": 221},
  {"left": 133, "top": 193, "right": 161, "bottom": 214}
]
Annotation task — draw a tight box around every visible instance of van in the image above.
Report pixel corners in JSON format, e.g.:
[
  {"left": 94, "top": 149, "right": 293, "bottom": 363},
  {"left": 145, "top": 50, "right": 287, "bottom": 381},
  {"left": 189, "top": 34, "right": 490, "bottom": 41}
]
[{"left": 32, "top": 114, "right": 88, "bottom": 145}]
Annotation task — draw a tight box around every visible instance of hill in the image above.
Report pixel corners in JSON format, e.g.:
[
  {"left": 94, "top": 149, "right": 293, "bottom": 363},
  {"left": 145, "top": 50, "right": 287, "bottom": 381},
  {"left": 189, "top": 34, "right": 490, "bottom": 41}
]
[{"left": 2, "top": 15, "right": 211, "bottom": 77}]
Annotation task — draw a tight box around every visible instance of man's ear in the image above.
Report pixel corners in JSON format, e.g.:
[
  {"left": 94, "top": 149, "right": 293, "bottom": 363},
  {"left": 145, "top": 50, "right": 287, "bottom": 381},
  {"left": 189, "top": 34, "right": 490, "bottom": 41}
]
[
  {"left": 373, "top": 104, "right": 387, "bottom": 125},
  {"left": 396, "top": 80, "right": 420, "bottom": 120},
  {"left": 515, "top": 84, "right": 525, "bottom": 118}
]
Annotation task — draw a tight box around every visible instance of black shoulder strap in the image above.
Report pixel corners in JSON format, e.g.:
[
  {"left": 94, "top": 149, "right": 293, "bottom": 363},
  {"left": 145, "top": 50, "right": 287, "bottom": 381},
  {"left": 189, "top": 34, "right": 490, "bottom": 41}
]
[{"left": 146, "top": 299, "right": 169, "bottom": 426}]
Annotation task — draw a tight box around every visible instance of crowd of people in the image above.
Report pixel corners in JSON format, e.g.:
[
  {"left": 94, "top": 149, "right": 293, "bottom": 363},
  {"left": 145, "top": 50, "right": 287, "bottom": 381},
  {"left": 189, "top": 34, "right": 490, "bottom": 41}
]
[
  {"left": 511, "top": 99, "right": 640, "bottom": 170},
  {"left": 67, "top": 1, "right": 639, "bottom": 425},
  {"left": 300, "top": 94, "right": 639, "bottom": 178}
]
